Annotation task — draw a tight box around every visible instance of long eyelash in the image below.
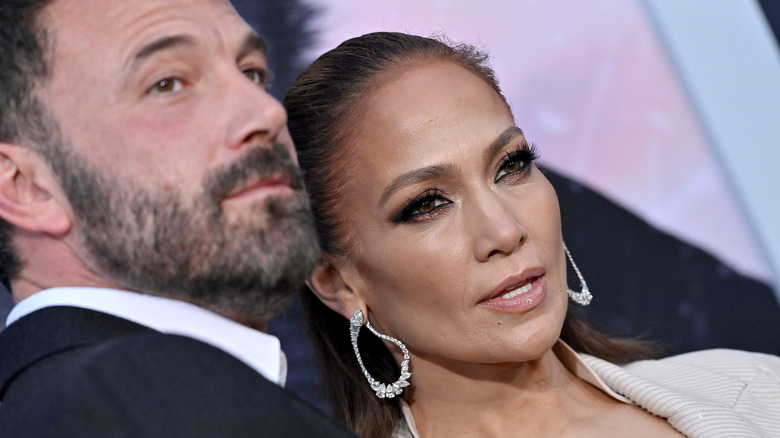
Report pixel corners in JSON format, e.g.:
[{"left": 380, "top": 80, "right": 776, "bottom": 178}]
[
  {"left": 495, "top": 142, "right": 540, "bottom": 183},
  {"left": 392, "top": 188, "right": 447, "bottom": 223},
  {"left": 502, "top": 142, "right": 540, "bottom": 166}
]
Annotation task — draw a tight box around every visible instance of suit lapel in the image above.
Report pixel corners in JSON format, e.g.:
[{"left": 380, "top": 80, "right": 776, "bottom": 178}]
[{"left": 584, "top": 354, "right": 765, "bottom": 437}]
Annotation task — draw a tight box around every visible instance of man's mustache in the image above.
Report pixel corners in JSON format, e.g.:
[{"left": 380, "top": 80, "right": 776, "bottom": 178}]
[{"left": 203, "top": 142, "right": 305, "bottom": 207}]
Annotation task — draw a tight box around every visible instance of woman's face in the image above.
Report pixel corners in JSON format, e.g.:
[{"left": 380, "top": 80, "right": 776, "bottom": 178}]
[{"left": 330, "top": 60, "right": 568, "bottom": 368}]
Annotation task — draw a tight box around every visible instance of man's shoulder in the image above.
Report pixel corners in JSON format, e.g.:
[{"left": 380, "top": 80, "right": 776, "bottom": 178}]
[
  {"left": 0, "top": 309, "right": 355, "bottom": 437},
  {"left": 0, "top": 306, "right": 153, "bottom": 394}
]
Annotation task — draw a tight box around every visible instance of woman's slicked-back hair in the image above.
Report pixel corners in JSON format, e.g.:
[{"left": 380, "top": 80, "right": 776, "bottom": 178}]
[
  {"left": 285, "top": 32, "right": 507, "bottom": 438},
  {"left": 285, "top": 32, "right": 505, "bottom": 258},
  {"left": 285, "top": 32, "right": 506, "bottom": 438}
]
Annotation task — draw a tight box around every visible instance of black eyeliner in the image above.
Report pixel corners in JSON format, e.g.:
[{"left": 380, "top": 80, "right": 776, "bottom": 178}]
[
  {"left": 391, "top": 188, "right": 450, "bottom": 223},
  {"left": 495, "top": 143, "right": 540, "bottom": 182}
]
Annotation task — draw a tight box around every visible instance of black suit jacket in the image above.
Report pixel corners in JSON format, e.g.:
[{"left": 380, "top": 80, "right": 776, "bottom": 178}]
[{"left": 0, "top": 306, "right": 355, "bottom": 437}]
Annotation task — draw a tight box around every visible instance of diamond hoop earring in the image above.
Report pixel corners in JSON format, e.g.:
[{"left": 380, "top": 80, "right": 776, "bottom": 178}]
[
  {"left": 563, "top": 242, "right": 593, "bottom": 306},
  {"left": 350, "top": 310, "right": 412, "bottom": 398}
]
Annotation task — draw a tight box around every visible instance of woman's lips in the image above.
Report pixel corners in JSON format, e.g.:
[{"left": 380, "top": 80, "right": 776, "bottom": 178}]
[
  {"left": 498, "top": 281, "right": 533, "bottom": 299},
  {"left": 480, "top": 272, "right": 547, "bottom": 313}
]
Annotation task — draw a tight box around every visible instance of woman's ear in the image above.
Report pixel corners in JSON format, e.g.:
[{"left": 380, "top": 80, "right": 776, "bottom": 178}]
[
  {"left": 307, "top": 256, "right": 366, "bottom": 320},
  {"left": 0, "top": 144, "right": 72, "bottom": 235}
]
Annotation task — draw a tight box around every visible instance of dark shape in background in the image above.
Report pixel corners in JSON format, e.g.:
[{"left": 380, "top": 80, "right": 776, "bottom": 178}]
[
  {"left": 231, "top": 0, "right": 320, "bottom": 102},
  {"left": 549, "top": 169, "right": 780, "bottom": 356},
  {"left": 759, "top": 0, "right": 780, "bottom": 44},
  {"left": 0, "top": 0, "right": 777, "bottom": 416}
]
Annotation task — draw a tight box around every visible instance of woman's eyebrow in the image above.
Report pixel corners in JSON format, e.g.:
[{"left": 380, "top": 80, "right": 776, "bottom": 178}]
[
  {"left": 378, "top": 127, "right": 525, "bottom": 207},
  {"left": 483, "top": 126, "right": 526, "bottom": 164},
  {"left": 379, "top": 163, "right": 459, "bottom": 206}
]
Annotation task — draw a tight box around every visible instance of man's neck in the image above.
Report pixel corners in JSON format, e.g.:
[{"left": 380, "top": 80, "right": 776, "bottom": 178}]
[
  {"left": 210, "top": 308, "right": 269, "bottom": 332},
  {"left": 11, "top": 232, "right": 118, "bottom": 304}
]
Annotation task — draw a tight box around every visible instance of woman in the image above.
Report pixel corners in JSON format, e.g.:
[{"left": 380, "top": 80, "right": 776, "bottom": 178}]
[{"left": 284, "top": 32, "right": 780, "bottom": 438}]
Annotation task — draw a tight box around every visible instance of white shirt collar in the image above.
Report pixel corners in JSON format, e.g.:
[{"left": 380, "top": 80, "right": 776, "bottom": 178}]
[{"left": 6, "top": 287, "right": 287, "bottom": 386}]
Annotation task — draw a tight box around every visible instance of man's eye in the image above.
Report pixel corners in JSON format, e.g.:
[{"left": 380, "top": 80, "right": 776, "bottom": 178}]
[
  {"left": 243, "top": 69, "right": 265, "bottom": 86},
  {"left": 150, "top": 77, "right": 183, "bottom": 93}
]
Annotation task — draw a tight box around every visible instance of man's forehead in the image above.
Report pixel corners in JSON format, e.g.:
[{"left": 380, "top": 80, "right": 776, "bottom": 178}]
[{"left": 43, "top": 0, "right": 254, "bottom": 59}]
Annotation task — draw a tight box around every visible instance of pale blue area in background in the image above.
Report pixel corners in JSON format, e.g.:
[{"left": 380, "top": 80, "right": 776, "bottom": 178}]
[{"left": 643, "top": 0, "right": 780, "bottom": 301}]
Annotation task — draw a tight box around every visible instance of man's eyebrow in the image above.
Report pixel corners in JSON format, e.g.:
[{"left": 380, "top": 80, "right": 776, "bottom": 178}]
[
  {"left": 131, "top": 35, "right": 196, "bottom": 70},
  {"left": 379, "top": 164, "right": 459, "bottom": 207},
  {"left": 238, "top": 32, "right": 268, "bottom": 58},
  {"left": 483, "top": 126, "right": 525, "bottom": 165},
  {"left": 127, "top": 32, "right": 267, "bottom": 76}
]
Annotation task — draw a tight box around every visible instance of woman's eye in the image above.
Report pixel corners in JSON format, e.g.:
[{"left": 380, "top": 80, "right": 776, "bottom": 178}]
[
  {"left": 498, "top": 158, "right": 524, "bottom": 177},
  {"left": 495, "top": 145, "right": 539, "bottom": 182},
  {"left": 150, "top": 77, "right": 184, "bottom": 94},
  {"left": 414, "top": 197, "right": 446, "bottom": 215},
  {"left": 393, "top": 191, "right": 452, "bottom": 223}
]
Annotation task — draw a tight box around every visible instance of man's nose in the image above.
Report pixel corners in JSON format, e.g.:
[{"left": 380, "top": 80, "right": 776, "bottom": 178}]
[{"left": 223, "top": 71, "right": 287, "bottom": 151}]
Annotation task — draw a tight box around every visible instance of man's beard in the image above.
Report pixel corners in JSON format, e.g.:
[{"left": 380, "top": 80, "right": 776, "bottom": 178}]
[{"left": 47, "top": 141, "right": 320, "bottom": 322}]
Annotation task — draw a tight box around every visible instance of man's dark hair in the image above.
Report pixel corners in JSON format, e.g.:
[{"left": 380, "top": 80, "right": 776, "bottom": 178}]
[
  {"left": 0, "top": 0, "right": 319, "bottom": 284},
  {"left": 0, "top": 0, "right": 56, "bottom": 282}
]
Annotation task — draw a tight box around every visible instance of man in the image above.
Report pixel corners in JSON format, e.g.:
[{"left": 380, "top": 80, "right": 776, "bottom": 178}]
[{"left": 0, "top": 0, "right": 354, "bottom": 436}]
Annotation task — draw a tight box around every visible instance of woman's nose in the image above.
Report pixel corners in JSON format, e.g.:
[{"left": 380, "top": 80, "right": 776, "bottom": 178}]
[{"left": 471, "top": 192, "right": 527, "bottom": 262}]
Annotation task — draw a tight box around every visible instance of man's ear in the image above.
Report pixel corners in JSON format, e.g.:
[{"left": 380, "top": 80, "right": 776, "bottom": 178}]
[
  {"left": 0, "top": 144, "right": 71, "bottom": 235},
  {"left": 307, "top": 256, "right": 366, "bottom": 320}
]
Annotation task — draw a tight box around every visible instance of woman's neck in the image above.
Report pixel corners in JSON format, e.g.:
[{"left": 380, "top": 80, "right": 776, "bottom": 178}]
[{"left": 407, "top": 346, "right": 615, "bottom": 438}]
